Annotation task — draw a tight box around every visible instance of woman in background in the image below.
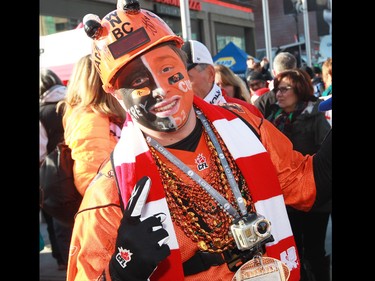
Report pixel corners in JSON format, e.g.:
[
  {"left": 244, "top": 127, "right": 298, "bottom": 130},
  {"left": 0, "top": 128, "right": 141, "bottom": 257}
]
[
  {"left": 57, "top": 55, "right": 126, "bottom": 196},
  {"left": 214, "top": 64, "right": 251, "bottom": 104},
  {"left": 266, "top": 68, "right": 331, "bottom": 281},
  {"left": 320, "top": 58, "right": 332, "bottom": 127}
]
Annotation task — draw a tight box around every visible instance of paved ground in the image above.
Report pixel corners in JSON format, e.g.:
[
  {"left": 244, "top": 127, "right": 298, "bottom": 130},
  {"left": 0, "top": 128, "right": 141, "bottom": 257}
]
[
  {"left": 325, "top": 215, "right": 332, "bottom": 256},
  {"left": 40, "top": 219, "right": 67, "bottom": 281},
  {"left": 325, "top": 215, "right": 332, "bottom": 280},
  {"left": 39, "top": 214, "right": 332, "bottom": 280}
]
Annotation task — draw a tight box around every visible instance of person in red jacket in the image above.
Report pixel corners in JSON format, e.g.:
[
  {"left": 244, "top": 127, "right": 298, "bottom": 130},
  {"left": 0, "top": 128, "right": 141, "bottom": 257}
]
[{"left": 66, "top": 1, "right": 331, "bottom": 280}]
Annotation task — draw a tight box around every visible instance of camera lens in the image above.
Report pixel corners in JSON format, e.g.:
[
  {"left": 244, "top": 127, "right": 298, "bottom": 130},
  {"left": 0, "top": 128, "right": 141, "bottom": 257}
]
[
  {"left": 257, "top": 221, "right": 268, "bottom": 234},
  {"left": 255, "top": 219, "right": 270, "bottom": 237}
]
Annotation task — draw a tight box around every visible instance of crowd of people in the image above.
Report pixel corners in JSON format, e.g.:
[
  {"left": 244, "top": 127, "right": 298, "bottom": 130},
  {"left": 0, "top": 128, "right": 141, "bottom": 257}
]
[
  {"left": 39, "top": 1, "right": 332, "bottom": 280},
  {"left": 40, "top": 68, "right": 73, "bottom": 270}
]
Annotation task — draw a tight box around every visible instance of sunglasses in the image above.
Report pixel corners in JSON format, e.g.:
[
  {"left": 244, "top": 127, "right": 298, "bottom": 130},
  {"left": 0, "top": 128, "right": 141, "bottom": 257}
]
[{"left": 274, "top": 86, "right": 293, "bottom": 94}]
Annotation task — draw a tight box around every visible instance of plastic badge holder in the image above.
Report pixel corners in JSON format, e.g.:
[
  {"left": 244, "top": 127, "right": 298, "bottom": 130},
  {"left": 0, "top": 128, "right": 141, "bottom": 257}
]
[{"left": 232, "top": 256, "right": 290, "bottom": 281}]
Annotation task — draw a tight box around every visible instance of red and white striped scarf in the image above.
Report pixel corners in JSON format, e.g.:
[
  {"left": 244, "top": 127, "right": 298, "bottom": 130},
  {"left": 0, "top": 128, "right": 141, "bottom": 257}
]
[{"left": 112, "top": 96, "right": 300, "bottom": 281}]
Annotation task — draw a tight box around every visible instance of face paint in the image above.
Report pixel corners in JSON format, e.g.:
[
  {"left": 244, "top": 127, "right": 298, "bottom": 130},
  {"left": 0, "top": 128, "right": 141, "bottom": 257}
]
[
  {"left": 168, "top": 72, "right": 184, "bottom": 84},
  {"left": 113, "top": 45, "right": 194, "bottom": 132},
  {"left": 131, "top": 87, "right": 151, "bottom": 98}
]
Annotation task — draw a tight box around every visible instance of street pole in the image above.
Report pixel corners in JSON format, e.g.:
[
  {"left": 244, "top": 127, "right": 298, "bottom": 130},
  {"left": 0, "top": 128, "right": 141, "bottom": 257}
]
[
  {"left": 302, "top": 0, "right": 312, "bottom": 66},
  {"left": 293, "top": 11, "right": 302, "bottom": 67},
  {"left": 180, "top": 0, "right": 192, "bottom": 41},
  {"left": 262, "top": 0, "right": 273, "bottom": 73}
]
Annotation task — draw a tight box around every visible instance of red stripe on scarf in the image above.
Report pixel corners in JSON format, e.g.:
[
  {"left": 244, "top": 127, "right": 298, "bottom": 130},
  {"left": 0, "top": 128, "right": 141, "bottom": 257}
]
[
  {"left": 236, "top": 153, "right": 282, "bottom": 201},
  {"left": 115, "top": 150, "right": 166, "bottom": 204},
  {"left": 151, "top": 250, "right": 184, "bottom": 281}
]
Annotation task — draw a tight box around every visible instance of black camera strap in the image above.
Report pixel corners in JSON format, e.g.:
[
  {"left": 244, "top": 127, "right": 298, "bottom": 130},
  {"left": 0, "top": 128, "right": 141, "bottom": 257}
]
[
  {"left": 183, "top": 251, "right": 225, "bottom": 276},
  {"left": 223, "top": 235, "right": 274, "bottom": 273}
]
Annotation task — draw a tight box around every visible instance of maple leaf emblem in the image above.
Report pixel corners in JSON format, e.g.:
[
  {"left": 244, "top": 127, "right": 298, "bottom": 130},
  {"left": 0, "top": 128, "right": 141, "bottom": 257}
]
[
  {"left": 195, "top": 153, "right": 206, "bottom": 165},
  {"left": 115, "top": 247, "right": 133, "bottom": 268}
]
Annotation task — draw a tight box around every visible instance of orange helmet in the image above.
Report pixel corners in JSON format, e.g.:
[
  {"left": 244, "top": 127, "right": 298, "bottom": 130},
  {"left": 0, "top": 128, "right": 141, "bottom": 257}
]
[{"left": 83, "top": 0, "right": 183, "bottom": 93}]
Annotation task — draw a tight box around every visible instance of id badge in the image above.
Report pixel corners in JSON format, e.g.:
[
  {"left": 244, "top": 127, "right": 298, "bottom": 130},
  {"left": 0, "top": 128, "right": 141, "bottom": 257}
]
[{"left": 232, "top": 256, "right": 290, "bottom": 281}]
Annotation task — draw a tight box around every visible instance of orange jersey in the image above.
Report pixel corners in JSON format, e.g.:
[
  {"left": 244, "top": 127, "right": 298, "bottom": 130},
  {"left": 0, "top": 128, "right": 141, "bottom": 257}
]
[{"left": 67, "top": 101, "right": 315, "bottom": 281}]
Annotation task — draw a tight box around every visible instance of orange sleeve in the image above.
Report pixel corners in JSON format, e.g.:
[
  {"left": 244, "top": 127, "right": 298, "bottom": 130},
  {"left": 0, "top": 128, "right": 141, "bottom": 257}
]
[
  {"left": 230, "top": 106, "right": 316, "bottom": 211},
  {"left": 64, "top": 109, "right": 118, "bottom": 195},
  {"left": 66, "top": 162, "right": 123, "bottom": 281}
]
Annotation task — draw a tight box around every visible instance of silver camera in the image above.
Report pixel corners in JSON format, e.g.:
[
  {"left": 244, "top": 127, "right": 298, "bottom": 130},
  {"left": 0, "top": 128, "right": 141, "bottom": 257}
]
[{"left": 230, "top": 212, "right": 272, "bottom": 251}]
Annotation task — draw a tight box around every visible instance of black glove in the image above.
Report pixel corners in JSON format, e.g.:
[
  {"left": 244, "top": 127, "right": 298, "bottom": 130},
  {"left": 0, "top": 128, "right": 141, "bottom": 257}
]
[{"left": 109, "top": 176, "right": 170, "bottom": 281}]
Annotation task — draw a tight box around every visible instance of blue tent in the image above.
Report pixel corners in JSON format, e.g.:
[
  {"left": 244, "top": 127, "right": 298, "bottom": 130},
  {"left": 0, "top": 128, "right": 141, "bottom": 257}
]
[{"left": 213, "top": 42, "right": 250, "bottom": 79}]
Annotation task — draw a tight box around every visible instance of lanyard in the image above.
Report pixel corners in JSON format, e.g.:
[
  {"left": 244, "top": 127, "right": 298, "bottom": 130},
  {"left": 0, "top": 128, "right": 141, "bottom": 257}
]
[{"left": 146, "top": 108, "right": 248, "bottom": 219}]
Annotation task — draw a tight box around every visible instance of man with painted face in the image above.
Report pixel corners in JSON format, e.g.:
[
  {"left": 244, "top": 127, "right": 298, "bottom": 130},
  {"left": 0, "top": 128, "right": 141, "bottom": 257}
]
[{"left": 66, "top": 1, "right": 331, "bottom": 281}]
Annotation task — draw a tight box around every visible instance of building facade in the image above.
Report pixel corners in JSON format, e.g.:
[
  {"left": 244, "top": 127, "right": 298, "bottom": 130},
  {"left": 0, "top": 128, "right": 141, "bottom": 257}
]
[{"left": 40, "top": 0, "right": 331, "bottom": 64}]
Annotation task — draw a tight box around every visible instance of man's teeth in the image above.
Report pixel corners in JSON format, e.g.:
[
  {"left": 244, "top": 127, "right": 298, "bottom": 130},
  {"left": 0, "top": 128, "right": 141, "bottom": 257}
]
[{"left": 155, "top": 100, "right": 177, "bottom": 112}]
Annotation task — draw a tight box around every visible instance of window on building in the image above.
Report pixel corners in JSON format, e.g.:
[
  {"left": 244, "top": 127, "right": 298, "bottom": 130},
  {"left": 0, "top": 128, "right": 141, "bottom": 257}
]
[
  {"left": 215, "top": 22, "right": 246, "bottom": 53},
  {"left": 162, "top": 16, "right": 202, "bottom": 42},
  {"left": 40, "top": 16, "right": 80, "bottom": 36}
]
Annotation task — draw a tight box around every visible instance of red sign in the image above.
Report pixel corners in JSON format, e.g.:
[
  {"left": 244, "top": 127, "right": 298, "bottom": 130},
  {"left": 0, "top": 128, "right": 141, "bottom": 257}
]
[{"left": 154, "top": 0, "right": 201, "bottom": 11}]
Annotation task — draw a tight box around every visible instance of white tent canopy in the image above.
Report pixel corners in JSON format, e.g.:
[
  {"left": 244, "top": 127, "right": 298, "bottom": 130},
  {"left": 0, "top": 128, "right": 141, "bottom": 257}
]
[{"left": 40, "top": 28, "right": 92, "bottom": 82}]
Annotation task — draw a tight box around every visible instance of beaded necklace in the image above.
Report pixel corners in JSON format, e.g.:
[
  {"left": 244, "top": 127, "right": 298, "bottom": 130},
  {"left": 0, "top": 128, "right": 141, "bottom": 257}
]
[{"left": 148, "top": 114, "right": 255, "bottom": 253}]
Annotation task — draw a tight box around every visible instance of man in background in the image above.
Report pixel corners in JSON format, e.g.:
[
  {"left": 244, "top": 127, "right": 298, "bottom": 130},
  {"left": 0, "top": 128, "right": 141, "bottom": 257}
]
[
  {"left": 182, "top": 39, "right": 263, "bottom": 118},
  {"left": 254, "top": 52, "right": 297, "bottom": 118}
]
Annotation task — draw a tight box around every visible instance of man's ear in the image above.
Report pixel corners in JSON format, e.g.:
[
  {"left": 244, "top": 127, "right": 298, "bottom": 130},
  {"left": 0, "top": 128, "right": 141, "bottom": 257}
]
[{"left": 207, "top": 64, "right": 216, "bottom": 84}]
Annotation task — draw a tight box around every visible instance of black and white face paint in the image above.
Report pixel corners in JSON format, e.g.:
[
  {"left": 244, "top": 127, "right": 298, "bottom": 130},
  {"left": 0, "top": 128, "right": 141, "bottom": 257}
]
[{"left": 113, "top": 45, "right": 194, "bottom": 132}]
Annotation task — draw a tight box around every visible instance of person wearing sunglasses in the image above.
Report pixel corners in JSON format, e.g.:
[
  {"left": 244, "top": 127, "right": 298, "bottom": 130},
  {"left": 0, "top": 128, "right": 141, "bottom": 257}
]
[{"left": 267, "top": 68, "right": 332, "bottom": 281}]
